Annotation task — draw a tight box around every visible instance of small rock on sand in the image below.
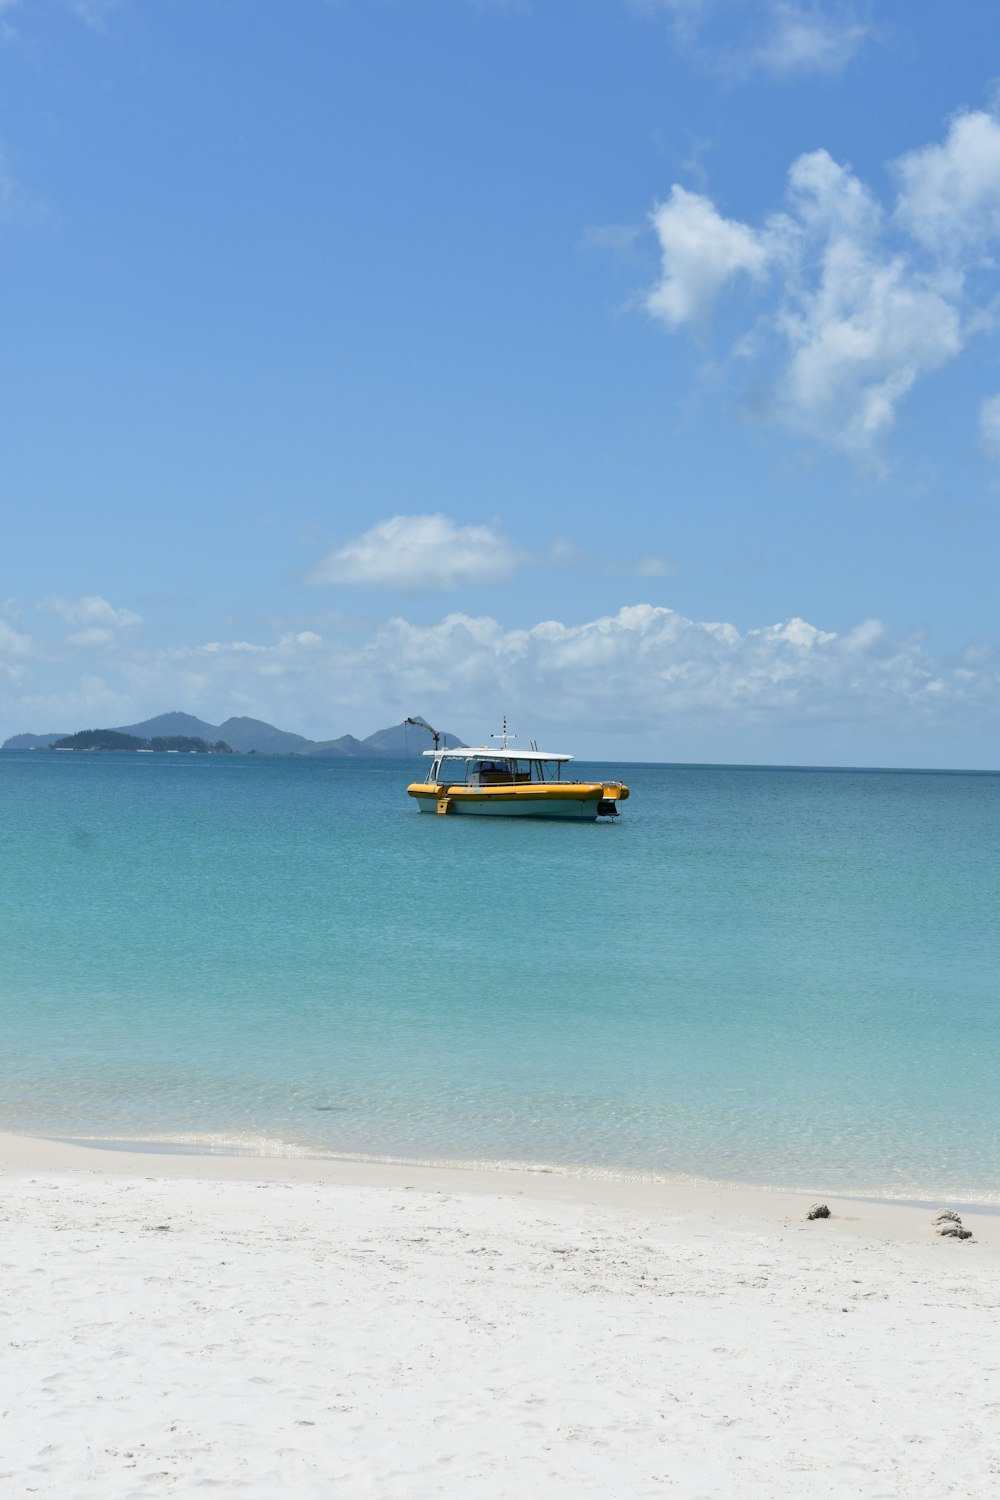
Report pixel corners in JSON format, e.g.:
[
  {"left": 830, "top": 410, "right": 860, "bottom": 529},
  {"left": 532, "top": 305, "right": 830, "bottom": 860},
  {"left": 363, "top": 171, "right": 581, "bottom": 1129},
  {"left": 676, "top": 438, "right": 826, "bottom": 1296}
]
[
  {"left": 932, "top": 1210, "right": 973, "bottom": 1240},
  {"left": 806, "top": 1203, "right": 831, "bottom": 1220}
]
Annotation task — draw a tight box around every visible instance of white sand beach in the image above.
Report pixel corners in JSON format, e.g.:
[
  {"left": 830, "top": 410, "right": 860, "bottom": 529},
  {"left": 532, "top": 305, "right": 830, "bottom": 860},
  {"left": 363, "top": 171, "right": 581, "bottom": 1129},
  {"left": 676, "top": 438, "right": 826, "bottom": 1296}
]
[{"left": 2, "top": 1135, "right": 998, "bottom": 1499}]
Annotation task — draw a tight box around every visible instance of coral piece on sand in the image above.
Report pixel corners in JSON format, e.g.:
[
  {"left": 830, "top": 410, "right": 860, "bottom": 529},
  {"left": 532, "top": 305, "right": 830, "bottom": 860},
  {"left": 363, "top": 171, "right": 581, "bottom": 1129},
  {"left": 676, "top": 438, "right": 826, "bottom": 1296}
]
[
  {"left": 932, "top": 1210, "right": 973, "bottom": 1240},
  {"left": 807, "top": 1203, "right": 831, "bottom": 1220}
]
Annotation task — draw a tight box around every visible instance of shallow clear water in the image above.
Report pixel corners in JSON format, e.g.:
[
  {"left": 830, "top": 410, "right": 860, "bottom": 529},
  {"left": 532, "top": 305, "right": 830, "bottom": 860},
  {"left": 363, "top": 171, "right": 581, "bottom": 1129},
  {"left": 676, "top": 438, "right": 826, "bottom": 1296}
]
[{"left": 3, "top": 750, "right": 999, "bottom": 1199}]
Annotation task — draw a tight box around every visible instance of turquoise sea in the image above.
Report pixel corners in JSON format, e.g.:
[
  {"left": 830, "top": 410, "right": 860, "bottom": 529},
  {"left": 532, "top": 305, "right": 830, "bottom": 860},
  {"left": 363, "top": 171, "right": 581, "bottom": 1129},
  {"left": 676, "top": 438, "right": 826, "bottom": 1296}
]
[{"left": 3, "top": 750, "right": 999, "bottom": 1202}]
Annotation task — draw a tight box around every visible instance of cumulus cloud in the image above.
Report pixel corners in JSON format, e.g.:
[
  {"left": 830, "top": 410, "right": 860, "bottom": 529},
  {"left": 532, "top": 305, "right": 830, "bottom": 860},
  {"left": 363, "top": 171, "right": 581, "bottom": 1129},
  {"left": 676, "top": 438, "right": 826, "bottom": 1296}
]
[
  {"left": 311, "top": 514, "right": 519, "bottom": 593},
  {"left": 363, "top": 605, "right": 943, "bottom": 729},
  {"left": 39, "top": 595, "right": 143, "bottom": 628},
  {"left": 894, "top": 109, "right": 1000, "bottom": 257},
  {"left": 636, "top": 1, "right": 872, "bottom": 78},
  {"left": 9, "top": 601, "right": 995, "bottom": 760},
  {"left": 639, "top": 110, "right": 1000, "bottom": 458},
  {"left": 778, "top": 153, "right": 962, "bottom": 451},
  {"left": 647, "top": 186, "right": 772, "bottom": 325},
  {"left": 39, "top": 594, "right": 143, "bottom": 647}
]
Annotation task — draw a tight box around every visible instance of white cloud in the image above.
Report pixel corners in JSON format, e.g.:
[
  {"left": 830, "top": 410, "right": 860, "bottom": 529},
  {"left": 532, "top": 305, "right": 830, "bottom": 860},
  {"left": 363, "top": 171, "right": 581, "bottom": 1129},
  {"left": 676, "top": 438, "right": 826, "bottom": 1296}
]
[
  {"left": 778, "top": 224, "right": 961, "bottom": 450},
  {"left": 785, "top": 147, "right": 879, "bottom": 239},
  {"left": 895, "top": 110, "right": 1000, "bottom": 257},
  {"left": 19, "top": 601, "right": 995, "bottom": 741},
  {"left": 647, "top": 186, "right": 773, "bottom": 326},
  {"left": 39, "top": 594, "right": 143, "bottom": 647},
  {"left": 638, "top": 112, "right": 1000, "bottom": 458},
  {"left": 40, "top": 595, "right": 142, "bottom": 628},
  {"left": 311, "top": 514, "right": 518, "bottom": 593},
  {"left": 365, "top": 604, "right": 944, "bottom": 729},
  {"left": 632, "top": 555, "right": 672, "bottom": 577},
  {"left": 749, "top": 1, "right": 870, "bottom": 76},
  {"left": 635, "top": 1, "right": 872, "bottom": 79},
  {"left": 5, "top": 599, "right": 1000, "bottom": 763}
]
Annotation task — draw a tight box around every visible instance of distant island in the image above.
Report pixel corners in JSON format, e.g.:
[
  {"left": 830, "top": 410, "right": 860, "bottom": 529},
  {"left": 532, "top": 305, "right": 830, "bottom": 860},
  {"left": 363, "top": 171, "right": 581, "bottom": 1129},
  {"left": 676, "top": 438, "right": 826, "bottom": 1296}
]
[
  {"left": 49, "top": 731, "right": 233, "bottom": 753},
  {"left": 4, "top": 712, "right": 465, "bottom": 757}
]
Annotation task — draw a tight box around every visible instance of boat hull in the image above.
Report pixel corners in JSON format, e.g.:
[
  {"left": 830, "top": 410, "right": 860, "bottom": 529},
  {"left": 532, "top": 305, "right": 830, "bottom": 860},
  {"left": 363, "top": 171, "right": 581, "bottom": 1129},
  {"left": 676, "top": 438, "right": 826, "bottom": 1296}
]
[
  {"left": 411, "top": 794, "right": 604, "bottom": 819},
  {"left": 407, "top": 781, "right": 628, "bottom": 819}
]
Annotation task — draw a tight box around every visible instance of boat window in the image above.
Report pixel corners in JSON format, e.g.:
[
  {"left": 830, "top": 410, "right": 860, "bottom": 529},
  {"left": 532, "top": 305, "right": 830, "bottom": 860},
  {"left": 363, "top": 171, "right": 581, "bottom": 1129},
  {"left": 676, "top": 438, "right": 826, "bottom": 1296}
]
[
  {"left": 436, "top": 756, "right": 470, "bottom": 785},
  {"left": 476, "top": 758, "right": 513, "bottom": 784}
]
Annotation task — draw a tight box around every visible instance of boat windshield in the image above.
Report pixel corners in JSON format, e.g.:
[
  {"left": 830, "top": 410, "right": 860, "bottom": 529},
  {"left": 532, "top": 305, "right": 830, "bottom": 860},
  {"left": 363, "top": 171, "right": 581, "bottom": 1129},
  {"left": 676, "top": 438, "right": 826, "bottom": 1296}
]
[
  {"left": 435, "top": 756, "right": 471, "bottom": 785},
  {"left": 432, "top": 756, "right": 555, "bottom": 786}
]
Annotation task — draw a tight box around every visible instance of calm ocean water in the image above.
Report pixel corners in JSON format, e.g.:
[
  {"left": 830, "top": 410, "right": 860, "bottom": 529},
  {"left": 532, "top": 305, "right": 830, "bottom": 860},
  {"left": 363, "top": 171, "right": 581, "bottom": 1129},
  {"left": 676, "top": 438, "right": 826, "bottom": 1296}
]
[{"left": 3, "top": 750, "right": 999, "bottom": 1201}]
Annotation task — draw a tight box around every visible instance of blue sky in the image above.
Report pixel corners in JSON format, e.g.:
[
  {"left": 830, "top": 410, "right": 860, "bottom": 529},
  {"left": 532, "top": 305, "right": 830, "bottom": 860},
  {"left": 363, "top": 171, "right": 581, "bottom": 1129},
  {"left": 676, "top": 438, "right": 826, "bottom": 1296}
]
[{"left": 2, "top": 0, "right": 999, "bottom": 764}]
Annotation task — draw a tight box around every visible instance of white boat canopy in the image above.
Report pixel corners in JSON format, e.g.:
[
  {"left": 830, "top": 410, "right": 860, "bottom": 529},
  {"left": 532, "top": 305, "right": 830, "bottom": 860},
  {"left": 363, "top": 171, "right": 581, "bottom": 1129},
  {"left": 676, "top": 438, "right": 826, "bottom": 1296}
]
[{"left": 425, "top": 746, "right": 574, "bottom": 763}]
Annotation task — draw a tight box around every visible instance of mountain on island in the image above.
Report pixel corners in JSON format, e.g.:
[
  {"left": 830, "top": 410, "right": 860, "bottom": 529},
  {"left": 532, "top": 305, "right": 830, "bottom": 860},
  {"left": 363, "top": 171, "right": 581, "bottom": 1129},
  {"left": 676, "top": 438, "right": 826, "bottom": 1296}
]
[
  {"left": 3, "top": 713, "right": 464, "bottom": 757},
  {"left": 115, "top": 712, "right": 220, "bottom": 741},
  {"left": 114, "top": 713, "right": 316, "bottom": 756},
  {"left": 51, "top": 730, "right": 233, "bottom": 753},
  {"left": 4, "top": 732, "right": 68, "bottom": 749}
]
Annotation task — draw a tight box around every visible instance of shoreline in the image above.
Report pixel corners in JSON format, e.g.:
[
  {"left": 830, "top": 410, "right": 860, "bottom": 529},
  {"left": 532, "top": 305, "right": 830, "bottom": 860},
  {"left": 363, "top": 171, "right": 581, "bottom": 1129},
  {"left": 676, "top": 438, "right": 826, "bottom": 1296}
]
[{"left": 4, "top": 1131, "right": 997, "bottom": 1247}]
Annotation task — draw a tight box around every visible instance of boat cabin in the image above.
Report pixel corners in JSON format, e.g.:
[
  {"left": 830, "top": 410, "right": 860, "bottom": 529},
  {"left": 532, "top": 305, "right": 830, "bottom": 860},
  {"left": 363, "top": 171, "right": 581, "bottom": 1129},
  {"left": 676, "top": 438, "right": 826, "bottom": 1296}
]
[{"left": 426, "top": 748, "right": 571, "bottom": 788}]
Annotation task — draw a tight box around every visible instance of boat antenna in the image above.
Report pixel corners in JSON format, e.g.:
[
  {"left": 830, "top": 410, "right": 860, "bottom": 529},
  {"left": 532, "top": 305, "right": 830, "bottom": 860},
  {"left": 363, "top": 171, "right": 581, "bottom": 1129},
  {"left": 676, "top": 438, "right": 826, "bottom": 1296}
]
[
  {"left": 404, "top": 716, "right": 443, "bottom": 753},
  {"left": 490, "top": 716, "right": 515, "bottom": 752}
]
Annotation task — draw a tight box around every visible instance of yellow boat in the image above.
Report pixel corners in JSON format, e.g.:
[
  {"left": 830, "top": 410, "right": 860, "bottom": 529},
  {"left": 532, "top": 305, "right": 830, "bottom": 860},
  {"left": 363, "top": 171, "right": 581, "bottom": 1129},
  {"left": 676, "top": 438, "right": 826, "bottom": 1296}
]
[{"left": 405, "top": 719, "right": 629, "bottom": 820}]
